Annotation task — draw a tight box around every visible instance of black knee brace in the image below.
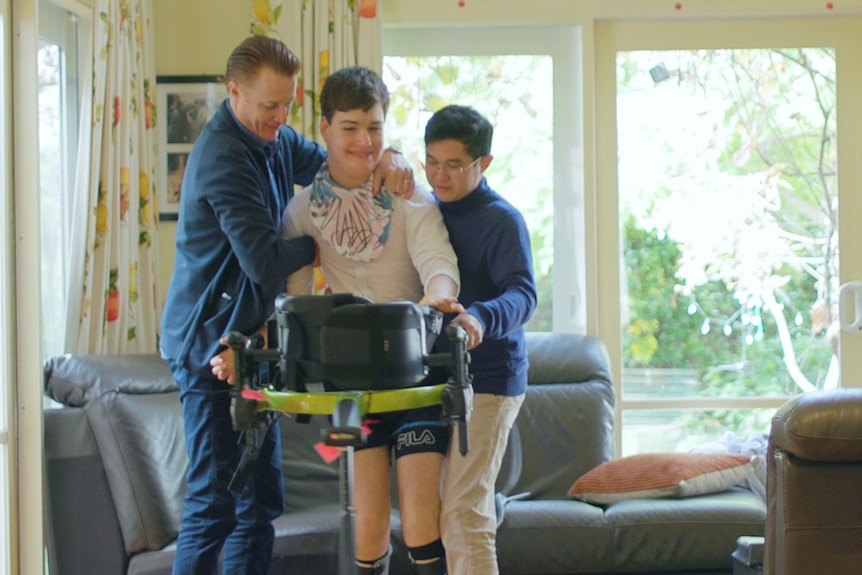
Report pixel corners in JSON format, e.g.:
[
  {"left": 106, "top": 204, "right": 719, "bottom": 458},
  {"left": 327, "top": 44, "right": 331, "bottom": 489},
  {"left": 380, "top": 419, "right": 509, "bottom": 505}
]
[
  {"left": 408, "top": 539, "right": 447, "bottom": 575},
  {"left": 356, "top": 546, "right": 391, "bottom": 575}
]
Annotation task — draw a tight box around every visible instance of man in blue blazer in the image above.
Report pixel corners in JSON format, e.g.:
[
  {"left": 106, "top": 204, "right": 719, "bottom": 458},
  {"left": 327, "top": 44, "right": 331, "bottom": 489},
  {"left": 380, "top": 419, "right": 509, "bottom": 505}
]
[{"left": 160, "top": 35, "right": 412, "bottom": 575}]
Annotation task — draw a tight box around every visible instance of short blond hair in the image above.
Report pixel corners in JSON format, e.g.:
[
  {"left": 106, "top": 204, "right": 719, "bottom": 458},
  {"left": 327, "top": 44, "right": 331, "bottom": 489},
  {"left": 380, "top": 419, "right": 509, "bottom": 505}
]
[{"left": 223, "top": 35, "right": 300, "bottom": 85}]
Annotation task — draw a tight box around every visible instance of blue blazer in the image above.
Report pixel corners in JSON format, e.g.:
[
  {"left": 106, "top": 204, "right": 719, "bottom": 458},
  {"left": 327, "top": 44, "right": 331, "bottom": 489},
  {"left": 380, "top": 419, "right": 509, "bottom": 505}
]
[{"left": 160, "top": 99, "right": 324, "bottom": 377}]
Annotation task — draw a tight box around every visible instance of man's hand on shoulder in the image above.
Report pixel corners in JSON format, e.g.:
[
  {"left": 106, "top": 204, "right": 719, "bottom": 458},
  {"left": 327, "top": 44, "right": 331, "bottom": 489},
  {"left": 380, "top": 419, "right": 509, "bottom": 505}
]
[{"left": 373, "top": 147, "right": 414, "bottom": 198}]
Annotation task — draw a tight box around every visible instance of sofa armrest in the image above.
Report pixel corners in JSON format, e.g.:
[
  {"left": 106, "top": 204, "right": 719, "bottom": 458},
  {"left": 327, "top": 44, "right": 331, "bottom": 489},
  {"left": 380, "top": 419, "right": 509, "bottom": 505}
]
[
  {"left": 770, "top": 388, "right": 862, "bottom": 462},
  {"left": 766, "top": 387, "right": 862, "bottom": 574},
  {"left": 45, "top": 407, "right": 129, "bottom": 575},
  {"left": 43, "top": 353, "right": 187, "bottom": 557}
]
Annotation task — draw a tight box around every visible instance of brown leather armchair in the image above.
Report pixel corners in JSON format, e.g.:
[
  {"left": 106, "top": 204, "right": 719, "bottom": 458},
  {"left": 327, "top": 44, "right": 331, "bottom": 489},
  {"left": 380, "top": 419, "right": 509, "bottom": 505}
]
[{"left": 765, "top": 387, "right": 862, "bottom": 575}]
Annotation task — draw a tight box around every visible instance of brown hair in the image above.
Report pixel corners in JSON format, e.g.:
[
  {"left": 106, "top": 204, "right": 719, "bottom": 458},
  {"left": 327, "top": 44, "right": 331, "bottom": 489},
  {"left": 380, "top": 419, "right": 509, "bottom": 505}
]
[
  {"left": 320, "top": 66, "right": 390, "bottom": 122},
  {"left": 223, "top": 35, "right": 301, "bottom": 85}
]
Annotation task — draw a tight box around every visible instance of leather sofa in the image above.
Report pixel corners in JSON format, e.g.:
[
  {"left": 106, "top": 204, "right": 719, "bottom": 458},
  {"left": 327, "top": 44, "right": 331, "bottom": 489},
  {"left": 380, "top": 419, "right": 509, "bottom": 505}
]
[
  {"left": 44, "top": 332, "right": 765, "bottom": 575},
  {"left": 764, "top": 387, "right": 862, "bottom": 575}
]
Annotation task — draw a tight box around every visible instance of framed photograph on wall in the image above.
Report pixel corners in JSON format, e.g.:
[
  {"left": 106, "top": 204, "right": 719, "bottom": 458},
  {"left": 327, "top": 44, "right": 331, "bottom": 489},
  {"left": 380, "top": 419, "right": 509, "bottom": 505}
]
[{"left": 156, "top": 75, "right": 224, "bottom": 220}]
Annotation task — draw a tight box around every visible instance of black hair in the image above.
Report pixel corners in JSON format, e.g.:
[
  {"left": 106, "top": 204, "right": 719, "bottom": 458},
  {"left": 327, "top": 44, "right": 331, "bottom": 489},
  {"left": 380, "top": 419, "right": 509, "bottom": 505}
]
[
  {"left": 319, "top": 66, "right": 390, "bottom": 122},
  {"left": 424, "top": 105, "right": 493, "bottom": 159}
]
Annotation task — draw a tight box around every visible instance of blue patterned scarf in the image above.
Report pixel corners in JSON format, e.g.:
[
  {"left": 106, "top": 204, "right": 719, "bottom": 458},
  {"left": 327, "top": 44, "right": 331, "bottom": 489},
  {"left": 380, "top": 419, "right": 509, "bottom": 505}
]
[{"left": 309, "top": 163, "right": 392, "bottom": 262}]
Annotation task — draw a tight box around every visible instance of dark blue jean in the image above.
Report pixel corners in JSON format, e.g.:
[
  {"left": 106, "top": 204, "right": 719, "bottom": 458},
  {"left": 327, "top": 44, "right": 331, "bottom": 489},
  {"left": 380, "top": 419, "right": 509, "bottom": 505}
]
[{"left": 169, "top": 362, "right": 284, "bottom": 575}]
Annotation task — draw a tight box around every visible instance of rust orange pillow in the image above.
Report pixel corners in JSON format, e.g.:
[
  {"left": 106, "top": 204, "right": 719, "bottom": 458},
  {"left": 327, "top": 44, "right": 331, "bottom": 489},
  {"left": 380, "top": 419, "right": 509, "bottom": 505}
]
[{"left": 567, "top": 452, "right": 760, "bottom": 505}]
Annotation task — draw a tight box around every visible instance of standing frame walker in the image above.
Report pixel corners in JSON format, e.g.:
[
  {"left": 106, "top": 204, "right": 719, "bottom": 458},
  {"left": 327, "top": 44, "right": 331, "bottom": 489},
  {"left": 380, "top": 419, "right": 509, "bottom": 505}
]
[{"left": 227, "top": 293, "right": 473, "bottom": 575}]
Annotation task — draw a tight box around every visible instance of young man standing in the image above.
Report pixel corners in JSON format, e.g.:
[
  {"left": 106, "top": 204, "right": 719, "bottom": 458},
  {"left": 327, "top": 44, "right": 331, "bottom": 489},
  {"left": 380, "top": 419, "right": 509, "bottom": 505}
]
[
  {"left": 283, "top": 66, "right": 460, "bottom": 575},
  {"left": 424, "top": 105, "right": 537, "bottom": 575}
]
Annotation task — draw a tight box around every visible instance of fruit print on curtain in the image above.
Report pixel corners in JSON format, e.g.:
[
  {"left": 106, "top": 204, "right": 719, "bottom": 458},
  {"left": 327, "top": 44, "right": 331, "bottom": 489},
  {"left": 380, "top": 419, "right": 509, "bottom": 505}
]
[{"left": 77, "top": 0, "right": 161, "bottom": 354}]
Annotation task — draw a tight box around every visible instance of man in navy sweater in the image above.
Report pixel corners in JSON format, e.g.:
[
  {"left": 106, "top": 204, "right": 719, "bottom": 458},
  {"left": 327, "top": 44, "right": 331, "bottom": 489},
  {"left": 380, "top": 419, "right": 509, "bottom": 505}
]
[
  {"left": 424, "top": 105, "right": 537, "bottom": 575},
  {"left": 160, "top": 36, "right": 412, "bottom": 575}
]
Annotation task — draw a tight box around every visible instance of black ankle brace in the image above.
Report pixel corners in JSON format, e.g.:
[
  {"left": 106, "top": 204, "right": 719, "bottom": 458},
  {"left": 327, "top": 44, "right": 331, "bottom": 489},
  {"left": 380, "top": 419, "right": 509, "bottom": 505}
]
[
  {"left": 408, "top": 539, "right": 447, "bottom": 575},
  {"left": 356, "top": 547, "right": 391, "bottom": 575}
]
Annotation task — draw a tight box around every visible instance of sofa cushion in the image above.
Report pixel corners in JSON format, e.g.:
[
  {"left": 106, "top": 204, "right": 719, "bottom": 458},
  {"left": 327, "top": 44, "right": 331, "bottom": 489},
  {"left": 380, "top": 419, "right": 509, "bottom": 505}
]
[
  {"left": 525, "top": 331, "right": 612, "bottom": 386},
  {"left": 495, "top": 499, "right": 612, "bottom": 573},
  {"left": 568, "top": 452, "right": 760, "bottom": 505},
  {"left": 501, "top": 333, "right": 615, "bottom": 500},
  {"left": 495, "top": 490, "right": 766, "bottom": 574},
  {"left": 605, "top": 489, "right": 766, "bottom": 572}
]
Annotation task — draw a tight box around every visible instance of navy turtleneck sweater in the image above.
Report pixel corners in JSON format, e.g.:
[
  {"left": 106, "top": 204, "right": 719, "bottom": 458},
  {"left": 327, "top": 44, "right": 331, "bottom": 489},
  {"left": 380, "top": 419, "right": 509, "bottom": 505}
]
[{"left": 436, "top": 178, "right": 537, "bottom": 396}]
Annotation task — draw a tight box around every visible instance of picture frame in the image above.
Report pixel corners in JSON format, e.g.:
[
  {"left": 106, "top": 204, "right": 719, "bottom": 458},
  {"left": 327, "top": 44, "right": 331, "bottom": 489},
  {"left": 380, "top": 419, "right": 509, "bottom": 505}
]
[{"left": 156, "top": 75, "right": 224, "bottom": 220}]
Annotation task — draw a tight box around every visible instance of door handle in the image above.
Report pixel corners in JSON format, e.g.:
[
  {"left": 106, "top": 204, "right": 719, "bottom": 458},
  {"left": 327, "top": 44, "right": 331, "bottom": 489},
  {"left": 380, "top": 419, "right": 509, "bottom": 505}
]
[{"left": 838, "top": 281, "right": 862, "bottom": 332}]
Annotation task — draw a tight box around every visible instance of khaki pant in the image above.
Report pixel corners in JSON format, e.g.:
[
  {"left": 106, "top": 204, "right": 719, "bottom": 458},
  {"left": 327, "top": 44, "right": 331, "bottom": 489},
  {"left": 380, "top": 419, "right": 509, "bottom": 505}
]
[{"left": 441, "top": 393, "right": 524, "bottom": 575}]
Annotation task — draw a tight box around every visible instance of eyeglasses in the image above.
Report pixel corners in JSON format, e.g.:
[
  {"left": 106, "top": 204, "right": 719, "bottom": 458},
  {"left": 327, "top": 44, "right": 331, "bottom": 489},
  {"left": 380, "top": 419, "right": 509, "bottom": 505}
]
[{"left": 422, "top": 156, "right": 482, "bottom": 177}]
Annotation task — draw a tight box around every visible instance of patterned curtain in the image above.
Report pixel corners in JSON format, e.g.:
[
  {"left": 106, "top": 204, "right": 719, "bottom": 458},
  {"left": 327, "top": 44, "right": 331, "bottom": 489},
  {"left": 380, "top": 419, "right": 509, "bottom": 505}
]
[
  {"left": 250, "top": 0, "right": 383, "bottom": 142},
  {"left": 76, "top": 0, "right": 161, "bottom": 354}
]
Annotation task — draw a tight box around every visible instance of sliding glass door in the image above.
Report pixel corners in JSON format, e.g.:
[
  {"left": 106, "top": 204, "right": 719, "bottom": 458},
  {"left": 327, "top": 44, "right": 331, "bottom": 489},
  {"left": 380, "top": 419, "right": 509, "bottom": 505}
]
[{"left": 596, "top": 19, "right": 862, "bottom": 455}]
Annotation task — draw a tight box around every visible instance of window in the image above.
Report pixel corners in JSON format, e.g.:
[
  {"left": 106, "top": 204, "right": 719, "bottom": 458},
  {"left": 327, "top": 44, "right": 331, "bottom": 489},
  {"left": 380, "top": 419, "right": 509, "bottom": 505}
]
[
  {"left": 596, "top": 19, "right": 862, "bottom": 456},
  {"left": 38, "top": 0, "right": 90, "bottom": 360},
  {"left": 617, "top": 47, "right": 837, "bottom": 454},
  {"left": 383, "top": 26, "right": 585, "bottom": 334}
]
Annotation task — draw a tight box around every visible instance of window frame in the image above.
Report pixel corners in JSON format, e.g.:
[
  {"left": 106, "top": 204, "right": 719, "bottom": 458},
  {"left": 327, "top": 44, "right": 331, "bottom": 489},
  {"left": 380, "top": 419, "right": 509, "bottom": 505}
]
[
  {"left": 10, "top": 0, "right": 92, "bottom": 572},
  {"left": 383, "top": 25, "right": 588, "bottom": 334},
  {"left": 1, "top": 0, "right": 13, "bottom": 571}
]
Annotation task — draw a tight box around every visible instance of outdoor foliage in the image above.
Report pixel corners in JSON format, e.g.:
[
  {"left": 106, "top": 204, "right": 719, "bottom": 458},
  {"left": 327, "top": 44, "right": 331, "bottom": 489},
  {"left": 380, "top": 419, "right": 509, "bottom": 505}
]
[
  {"left": 383, "top": 46, "right": 838, "bottom": 442},
  {"left": 619, "top": 47, "right": 838, "bottom": 429}
]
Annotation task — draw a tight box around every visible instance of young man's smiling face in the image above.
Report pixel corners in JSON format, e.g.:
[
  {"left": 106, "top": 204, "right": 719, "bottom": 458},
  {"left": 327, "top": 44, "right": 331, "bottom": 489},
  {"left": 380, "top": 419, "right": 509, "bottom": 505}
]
[
  {"left": 424, "top": 139, "right": 490, "bottom": 203},
  {"left": 320, "top": 103, "right": 385, "bottom": 189},
  {"left": 228, "top": 65, "right": 295, "bottom": 141}
]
